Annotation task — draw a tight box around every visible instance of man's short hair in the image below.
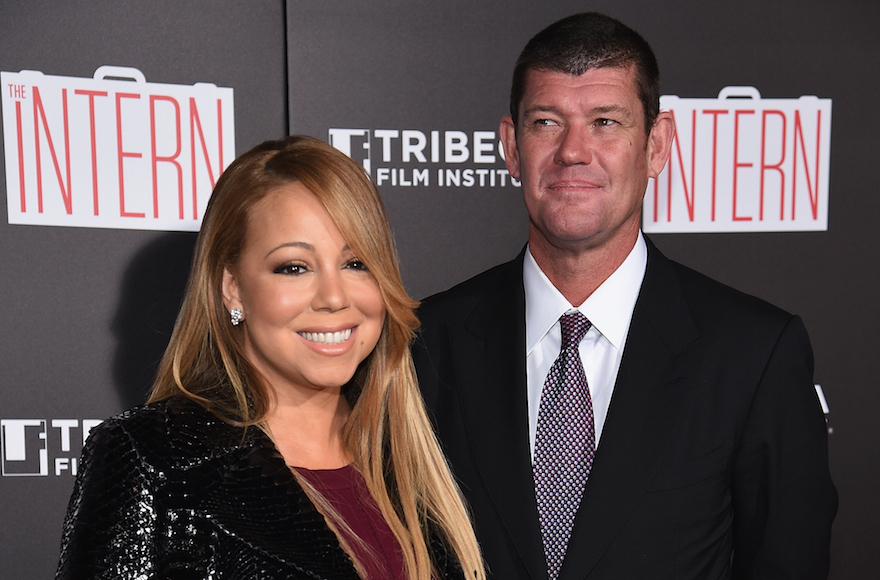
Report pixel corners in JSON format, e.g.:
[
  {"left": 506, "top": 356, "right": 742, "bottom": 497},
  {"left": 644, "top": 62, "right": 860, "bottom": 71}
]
[{"left": 510, "top": 12, "right": 660, "bottom": 135}]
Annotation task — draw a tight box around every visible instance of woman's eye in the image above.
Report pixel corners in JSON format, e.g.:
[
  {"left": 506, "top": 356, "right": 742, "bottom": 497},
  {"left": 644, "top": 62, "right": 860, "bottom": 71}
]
[
  {"left": 274, "top": 263, "right": 306, "bottom": 275},
  {"left": 346, "top": 259, "right": 368, "bottom": 271}
]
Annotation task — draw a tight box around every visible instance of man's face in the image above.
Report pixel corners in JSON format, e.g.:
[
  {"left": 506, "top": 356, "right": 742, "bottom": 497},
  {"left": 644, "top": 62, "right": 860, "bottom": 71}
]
[{"left": 501, "top": 66, "right": 670, "bottom": 256}]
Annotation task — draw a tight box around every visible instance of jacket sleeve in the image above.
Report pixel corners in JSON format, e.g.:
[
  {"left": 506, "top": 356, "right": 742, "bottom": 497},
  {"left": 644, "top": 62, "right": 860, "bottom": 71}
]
[
  {"left": 731, "top": 315, "right": 838, "bottom": 579},
  {"left": 55, "top": 420, "right": 162, "bottom": 580}
]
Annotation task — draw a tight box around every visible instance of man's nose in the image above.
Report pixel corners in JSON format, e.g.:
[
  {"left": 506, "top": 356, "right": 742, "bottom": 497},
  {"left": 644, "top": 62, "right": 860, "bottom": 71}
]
[{"left": 554, "top": 124, "right": 593, "bottom": 166}]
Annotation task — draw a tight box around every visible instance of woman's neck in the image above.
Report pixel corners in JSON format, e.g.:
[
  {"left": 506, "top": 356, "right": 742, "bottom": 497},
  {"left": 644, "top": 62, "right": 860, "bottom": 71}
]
[{"left": 264, "top": 389, "right": 351, "bottom": 469}]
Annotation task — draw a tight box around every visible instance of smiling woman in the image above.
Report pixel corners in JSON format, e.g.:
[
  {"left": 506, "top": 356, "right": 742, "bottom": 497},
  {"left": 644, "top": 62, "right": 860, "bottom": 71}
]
[
  {"left": 55, "top": 136, "right": 486, "bottom": 580},
  {"left": 220, "top": 181, "right": 387, "bottom": 434}
]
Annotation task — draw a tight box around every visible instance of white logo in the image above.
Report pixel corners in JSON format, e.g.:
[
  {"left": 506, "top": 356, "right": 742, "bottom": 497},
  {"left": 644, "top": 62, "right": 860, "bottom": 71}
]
[
  {"left": 1, "top": 418, "right": 102, "bottom": 476},
  {"left": 644, "top": 87, "right": 831, "bottom": 233},
  {"left": 1, "top": 66, "right": 235, "bottom": 231},
  {"left": 328, "top": 128, "right": 518, "bottom": 189}
]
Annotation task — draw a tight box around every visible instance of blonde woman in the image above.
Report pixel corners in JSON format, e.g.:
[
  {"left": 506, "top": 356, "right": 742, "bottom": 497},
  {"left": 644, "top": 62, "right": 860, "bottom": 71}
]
[{"left": 56, "top": 136, "right": 485, "bottom": 580}]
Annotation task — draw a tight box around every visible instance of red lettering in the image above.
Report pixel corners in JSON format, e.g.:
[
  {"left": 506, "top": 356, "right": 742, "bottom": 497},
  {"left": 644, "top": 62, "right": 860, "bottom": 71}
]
[
  {"left": 759, "top": 110, "right": 786, "bottom": 221},
  {"left": 116, "top": 92, "right": 145, "bottom": 218},
  {"left": 16, "top": 100, "right": 25, "bottom": 211},
  {"left": 189, "top": 98, "right": 223, "bottom": 220},
  {"left": 793, "top": 110, "right": 821, "bottom": 220},
  {"left": 732, "top": 110, "right": 754, "bottom": 222},
  {"left": 662, "top": 109, "right": 696, "bottom": 221},
  {"left": 150, "top": 95, "right": 183, "bottom": 219},
  {"left": 8, "top": 84, "right": 27, "bottom": 99},
  {"left": 702, "top": 110, "right": 728, "bottom": 221},
  {"left": 74, "top": 90, "right": 109, "bottom": 215},
  {"left": 32, "top": 86, "right": 72, "bottom": 214}
]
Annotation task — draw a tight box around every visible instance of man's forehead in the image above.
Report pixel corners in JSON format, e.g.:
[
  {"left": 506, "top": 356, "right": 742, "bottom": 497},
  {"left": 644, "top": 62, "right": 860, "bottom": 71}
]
[
  {"left": 519, "top": 66, "right": 641, "bottom": 112},
  {"left": 523, "top": 64, "right": 638, "bottom": 90}
]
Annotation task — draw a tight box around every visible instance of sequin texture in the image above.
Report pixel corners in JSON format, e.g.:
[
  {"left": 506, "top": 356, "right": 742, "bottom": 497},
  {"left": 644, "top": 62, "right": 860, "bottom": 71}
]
[{"left": 55, "top": 397, "right": 464, "bottom": 579}]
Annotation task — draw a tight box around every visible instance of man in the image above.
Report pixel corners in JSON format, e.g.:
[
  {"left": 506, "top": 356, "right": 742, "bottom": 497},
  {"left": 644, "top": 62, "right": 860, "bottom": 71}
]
[{"left": 413, "top": 12, "right": 837, "bottom": 580}]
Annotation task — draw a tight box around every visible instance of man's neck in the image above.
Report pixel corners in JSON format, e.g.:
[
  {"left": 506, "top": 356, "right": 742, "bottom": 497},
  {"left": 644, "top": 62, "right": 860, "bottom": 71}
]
[{"left": 529, "top": 229, "right": 639, "bottom": 306}]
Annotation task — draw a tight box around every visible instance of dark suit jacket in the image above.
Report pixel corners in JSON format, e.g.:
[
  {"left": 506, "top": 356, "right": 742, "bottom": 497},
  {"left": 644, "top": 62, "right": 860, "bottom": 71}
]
[
  {"left": 56, "top": 397, "right": 464, "bottom": 580},
  {"left": 414, "top": 240, "right": 837, "bottom": 580}
]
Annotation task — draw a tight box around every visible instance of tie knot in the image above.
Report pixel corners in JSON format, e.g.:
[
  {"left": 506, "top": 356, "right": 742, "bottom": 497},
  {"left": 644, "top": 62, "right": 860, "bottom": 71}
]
[{"left": 559, "top": 311, "right": 591, "bottom": 349}]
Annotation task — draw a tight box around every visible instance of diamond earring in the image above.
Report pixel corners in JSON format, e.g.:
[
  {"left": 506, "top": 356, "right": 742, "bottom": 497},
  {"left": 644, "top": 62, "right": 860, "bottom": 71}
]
[{"left": 230, "top": 308, "right": 244, "bottom": 326}]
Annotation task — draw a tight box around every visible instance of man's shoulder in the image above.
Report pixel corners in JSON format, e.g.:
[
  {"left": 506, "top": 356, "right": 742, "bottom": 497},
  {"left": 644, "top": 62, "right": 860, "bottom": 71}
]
[
  {"left": 652, "top": 247, "right": 795, "bottom": 330},
  {"left": 419, "top": 252, "right": 523, "bottom": 318}
]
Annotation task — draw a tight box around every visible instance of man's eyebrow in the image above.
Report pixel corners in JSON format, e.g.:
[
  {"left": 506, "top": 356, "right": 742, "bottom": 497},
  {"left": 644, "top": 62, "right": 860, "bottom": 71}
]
[
  {"left": 591, "top": 104, "right": 629, "bottom": 115},
  {"left": 521, "top": 104, "right": 564, "bottom": 118},
  {"left": 522, "top": 103, "right": 634, "bottom": 118}
]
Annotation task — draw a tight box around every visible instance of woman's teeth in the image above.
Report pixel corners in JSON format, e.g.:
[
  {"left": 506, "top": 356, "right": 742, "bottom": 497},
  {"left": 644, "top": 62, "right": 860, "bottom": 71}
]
[{"left": 299, "top": 328, "right": 352, "bottom": 345}]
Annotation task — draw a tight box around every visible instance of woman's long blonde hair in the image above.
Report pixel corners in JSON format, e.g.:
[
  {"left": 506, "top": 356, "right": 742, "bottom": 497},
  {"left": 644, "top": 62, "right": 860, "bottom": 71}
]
[{"left": 149, "top": 135, "right": 484, "bottom": 580}]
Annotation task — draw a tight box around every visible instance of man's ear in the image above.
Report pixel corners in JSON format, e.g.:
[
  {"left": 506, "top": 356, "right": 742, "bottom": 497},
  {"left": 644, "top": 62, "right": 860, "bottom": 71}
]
[
  {"left": 500, "top": 115, "right": 521, "bottom": 179},
  {"left": 646, "top": 111, "right": 675, "bottom": 179},
  {"left": 221, "top": 266, "right": 242, "bottom": 312}
]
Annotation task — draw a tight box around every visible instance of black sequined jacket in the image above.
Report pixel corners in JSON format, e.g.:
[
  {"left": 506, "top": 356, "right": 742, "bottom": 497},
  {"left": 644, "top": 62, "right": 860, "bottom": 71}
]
[{"left": 56, "top": 397, "right": 465, "bottom": 579}]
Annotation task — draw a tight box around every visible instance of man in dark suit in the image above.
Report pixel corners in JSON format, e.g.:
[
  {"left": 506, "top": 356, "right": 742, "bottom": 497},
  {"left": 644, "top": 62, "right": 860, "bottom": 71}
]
[{"left": 413, "top": 12, "right": 837, "bottom": 580}]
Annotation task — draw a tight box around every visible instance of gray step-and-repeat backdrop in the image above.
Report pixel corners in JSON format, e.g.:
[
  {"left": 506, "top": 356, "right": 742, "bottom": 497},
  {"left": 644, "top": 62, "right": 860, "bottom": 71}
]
[{"left": 2, "top": 0, "right": 877, "bottom": 577}]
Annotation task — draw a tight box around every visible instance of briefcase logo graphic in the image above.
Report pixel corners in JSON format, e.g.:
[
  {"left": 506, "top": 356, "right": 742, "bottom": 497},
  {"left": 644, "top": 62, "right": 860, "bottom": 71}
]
[
  {"left": 643, "top": 87, "right": 831, "bottom": 233},
  {"left": 1, "top": 66, "right": 235, "bottom": 231}
]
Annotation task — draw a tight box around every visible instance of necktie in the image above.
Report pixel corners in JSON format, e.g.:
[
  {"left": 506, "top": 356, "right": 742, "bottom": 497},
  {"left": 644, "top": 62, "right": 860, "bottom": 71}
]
[{"left": 533, "top": 311, "right": 596, "bottom": 580}]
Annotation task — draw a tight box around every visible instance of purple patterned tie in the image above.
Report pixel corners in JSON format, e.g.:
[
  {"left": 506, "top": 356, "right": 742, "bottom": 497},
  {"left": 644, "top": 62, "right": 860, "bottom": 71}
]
[{"left": 533, "top": 311, "right": 596, "bottom": 580}]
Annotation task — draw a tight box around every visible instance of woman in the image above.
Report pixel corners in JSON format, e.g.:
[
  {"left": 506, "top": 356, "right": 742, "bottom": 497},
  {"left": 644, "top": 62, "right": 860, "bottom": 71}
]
[{"left": 56, "top": 136, "right": 486, "bottom": 580}]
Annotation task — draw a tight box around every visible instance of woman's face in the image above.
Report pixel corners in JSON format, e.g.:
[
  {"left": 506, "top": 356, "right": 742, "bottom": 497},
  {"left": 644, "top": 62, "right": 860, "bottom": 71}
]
[{"left": 222, "top": 182, "right": 386, "bottom": 401}]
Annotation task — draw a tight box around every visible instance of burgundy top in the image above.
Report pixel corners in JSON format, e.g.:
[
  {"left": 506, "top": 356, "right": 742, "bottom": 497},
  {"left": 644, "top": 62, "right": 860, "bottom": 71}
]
[{"left": 296, "top": 465, "right": 406, "bottom": 580}]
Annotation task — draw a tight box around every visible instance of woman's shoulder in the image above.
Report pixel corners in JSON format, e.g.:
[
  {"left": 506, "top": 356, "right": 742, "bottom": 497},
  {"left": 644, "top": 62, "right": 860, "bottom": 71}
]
[{"left": 87, "top": 397, "right": 258, "bottom": 468}]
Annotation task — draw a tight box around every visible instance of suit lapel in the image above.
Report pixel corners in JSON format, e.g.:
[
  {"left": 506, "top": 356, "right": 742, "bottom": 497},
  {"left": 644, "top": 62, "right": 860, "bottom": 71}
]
[
  {"left": 559, "top": 241, "right": 701, "bottom": 580},
  {"left": 452, "top": 252, "right": 548, "bottom": 580}
]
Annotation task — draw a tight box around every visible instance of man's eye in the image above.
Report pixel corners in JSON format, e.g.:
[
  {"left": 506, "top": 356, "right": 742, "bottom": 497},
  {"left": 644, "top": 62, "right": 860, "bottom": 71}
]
[
  {"left": 274, "top": 263, "right": 307, "bottom": 275},
  {"left": 535, "top": 118, "right": 558, "bottom": 126},
  {"left": 596, "top": 118, "right": 617, "bottom": 127}
]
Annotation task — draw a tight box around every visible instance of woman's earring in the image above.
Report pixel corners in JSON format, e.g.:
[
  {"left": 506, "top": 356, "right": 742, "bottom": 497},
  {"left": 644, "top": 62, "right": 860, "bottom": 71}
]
[{"left": 230, "top": 308, "right": 244, "bottom": 326}]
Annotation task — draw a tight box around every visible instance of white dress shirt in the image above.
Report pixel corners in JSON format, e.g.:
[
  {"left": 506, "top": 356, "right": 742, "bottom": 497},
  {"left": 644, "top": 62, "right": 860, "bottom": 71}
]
[{"left": 524, "top": 233, "right": 647, "bottom": 459}]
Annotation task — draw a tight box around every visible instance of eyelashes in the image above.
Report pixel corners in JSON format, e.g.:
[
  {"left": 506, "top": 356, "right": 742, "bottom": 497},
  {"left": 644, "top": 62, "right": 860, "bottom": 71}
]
[
  {"left": 273, "top": 263, "right": 307, "bottom": 275},
  {"left": 272, "top": 258, "right": 368, "bottom": 276}
]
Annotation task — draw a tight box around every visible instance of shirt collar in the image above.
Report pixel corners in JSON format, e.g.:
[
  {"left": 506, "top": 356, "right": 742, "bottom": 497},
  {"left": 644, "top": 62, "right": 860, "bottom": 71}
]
[{"left": 524, "top": 233, "right": 648, "bottom": 354}]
